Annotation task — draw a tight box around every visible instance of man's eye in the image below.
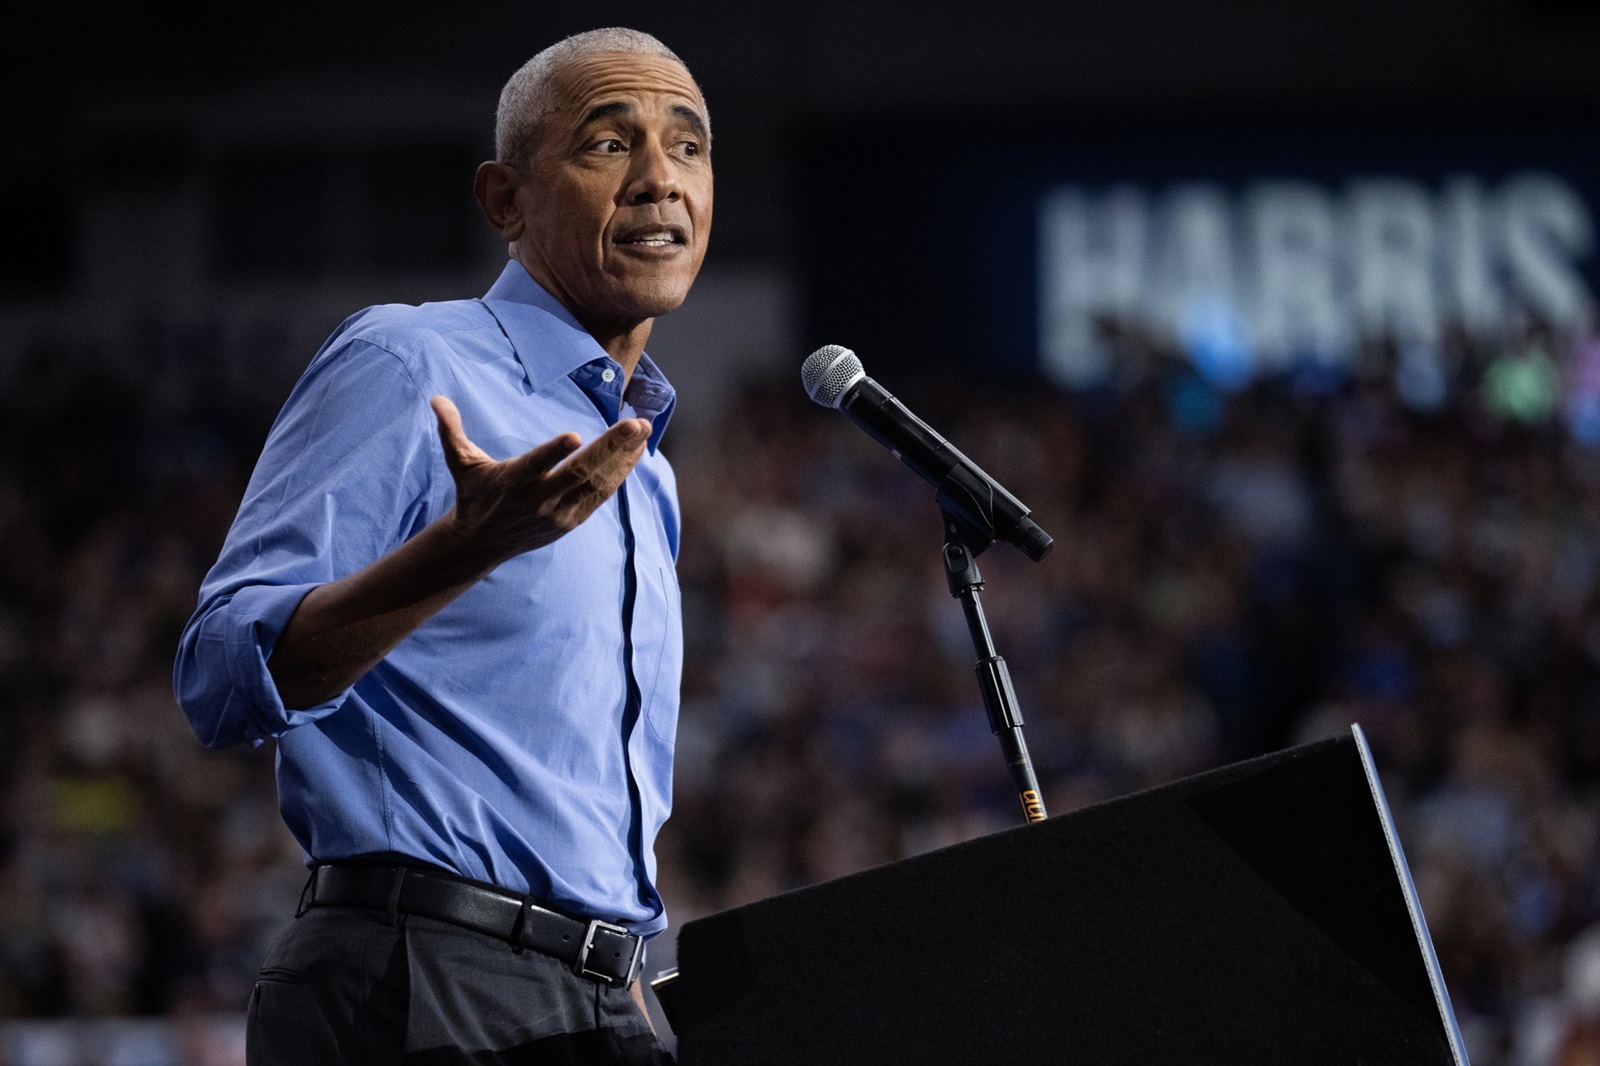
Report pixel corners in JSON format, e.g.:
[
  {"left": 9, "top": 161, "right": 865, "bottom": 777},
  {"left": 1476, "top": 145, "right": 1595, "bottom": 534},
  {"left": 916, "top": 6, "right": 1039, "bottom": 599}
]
[
  {"left": 591, "top": 138, "right": 626, "bottom": 154},
  {"left": 680, "top": 141, "right": 701, "bottom": 157}
]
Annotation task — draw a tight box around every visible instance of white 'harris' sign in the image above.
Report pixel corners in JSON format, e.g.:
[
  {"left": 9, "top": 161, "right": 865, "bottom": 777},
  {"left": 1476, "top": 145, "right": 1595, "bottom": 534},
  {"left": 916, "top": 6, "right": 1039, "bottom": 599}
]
[{"left": 1038, "top": 173, "right": 1597, "bottom": 386}]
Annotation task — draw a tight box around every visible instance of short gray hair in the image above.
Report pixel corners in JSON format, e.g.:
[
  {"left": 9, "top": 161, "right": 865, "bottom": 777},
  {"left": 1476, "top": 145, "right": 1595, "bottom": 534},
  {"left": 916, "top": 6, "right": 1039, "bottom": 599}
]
[{"left": 494, "top": 28, "right": 702, "bottom": 167}]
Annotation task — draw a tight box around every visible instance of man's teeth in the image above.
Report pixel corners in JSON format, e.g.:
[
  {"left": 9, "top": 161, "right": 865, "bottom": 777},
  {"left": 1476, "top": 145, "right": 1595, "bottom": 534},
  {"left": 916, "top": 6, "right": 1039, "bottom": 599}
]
[{"left": 629, "top": 233, "right": 674, "bottom": 246}]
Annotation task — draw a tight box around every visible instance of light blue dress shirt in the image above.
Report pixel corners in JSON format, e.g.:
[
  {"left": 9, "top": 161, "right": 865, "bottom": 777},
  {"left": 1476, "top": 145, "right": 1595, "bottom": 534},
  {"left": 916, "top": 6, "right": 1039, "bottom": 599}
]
[{"left": 173, "top": 261, "right": 682, "bottom": 936}]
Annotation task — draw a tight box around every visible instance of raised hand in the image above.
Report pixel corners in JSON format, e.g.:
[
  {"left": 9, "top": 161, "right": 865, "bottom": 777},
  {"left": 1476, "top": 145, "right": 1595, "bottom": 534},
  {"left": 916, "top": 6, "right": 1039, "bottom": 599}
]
[
  {"left": 429, "top": 396, "right": 651, "bottom": 568},
  {"left": 268, "top": 398, "right": 653, "bottom": 709}
]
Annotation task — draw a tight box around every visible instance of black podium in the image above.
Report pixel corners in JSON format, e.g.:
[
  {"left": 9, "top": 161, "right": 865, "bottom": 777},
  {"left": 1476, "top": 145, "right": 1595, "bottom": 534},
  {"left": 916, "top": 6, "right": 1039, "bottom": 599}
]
[{"left": 655, "top": 725, "right": 1469, "bottom": 1064}]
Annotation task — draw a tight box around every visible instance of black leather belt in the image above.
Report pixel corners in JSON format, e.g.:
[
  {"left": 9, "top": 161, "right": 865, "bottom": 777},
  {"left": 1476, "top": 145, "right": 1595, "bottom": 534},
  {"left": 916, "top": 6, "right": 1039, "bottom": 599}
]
[{"left": 299, "top": 863, "right": 645, "bottom": 987}]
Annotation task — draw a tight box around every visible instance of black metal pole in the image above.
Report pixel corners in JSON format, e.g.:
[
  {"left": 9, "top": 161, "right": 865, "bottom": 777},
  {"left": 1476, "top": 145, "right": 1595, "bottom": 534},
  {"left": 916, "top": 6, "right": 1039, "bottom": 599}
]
[{"left": 941, "top": 529, "right": 1048, "bottom": 824}]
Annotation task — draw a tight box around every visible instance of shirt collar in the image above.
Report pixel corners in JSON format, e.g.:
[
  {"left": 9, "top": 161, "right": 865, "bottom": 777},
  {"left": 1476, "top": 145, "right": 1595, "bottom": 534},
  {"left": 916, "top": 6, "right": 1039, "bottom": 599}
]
[
  {"left": 480, "top": 261, "right": 677, "bottom": 451},
  {"left": 625, "top": 354, "right": 677, "bottom": 453}
]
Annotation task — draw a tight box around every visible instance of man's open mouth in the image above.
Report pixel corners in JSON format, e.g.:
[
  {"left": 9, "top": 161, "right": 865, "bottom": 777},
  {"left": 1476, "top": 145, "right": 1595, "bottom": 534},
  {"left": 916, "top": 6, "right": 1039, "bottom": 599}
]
[{"left": 616, "top": 225, "right": 686, "bottom": 247}]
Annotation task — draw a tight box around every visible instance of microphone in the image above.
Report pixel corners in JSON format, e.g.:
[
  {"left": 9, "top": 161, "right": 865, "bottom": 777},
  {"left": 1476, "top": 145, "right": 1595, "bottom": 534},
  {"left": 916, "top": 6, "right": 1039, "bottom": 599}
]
[{"left": 801, "top": 345, "right": 1054, "bottom": 562}]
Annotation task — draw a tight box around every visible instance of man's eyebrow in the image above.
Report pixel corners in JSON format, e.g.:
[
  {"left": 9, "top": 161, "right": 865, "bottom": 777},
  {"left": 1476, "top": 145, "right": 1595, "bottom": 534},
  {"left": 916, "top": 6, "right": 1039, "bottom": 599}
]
[
  {"left": 579, "top": 101, "right": 633, "bottom": 128},
  {"left": 671, "top": 105, "right": 709, "bottom": 139},
  {"left": 577, "top": 100, "right": 708, "bottom": 139}
]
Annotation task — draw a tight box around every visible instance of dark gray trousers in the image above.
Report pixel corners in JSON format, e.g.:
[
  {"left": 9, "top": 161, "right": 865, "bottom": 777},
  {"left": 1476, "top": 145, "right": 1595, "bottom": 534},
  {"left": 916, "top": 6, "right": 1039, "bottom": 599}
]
[{"left": 246, "top": 905, "right": 673, "bottom": 1065}]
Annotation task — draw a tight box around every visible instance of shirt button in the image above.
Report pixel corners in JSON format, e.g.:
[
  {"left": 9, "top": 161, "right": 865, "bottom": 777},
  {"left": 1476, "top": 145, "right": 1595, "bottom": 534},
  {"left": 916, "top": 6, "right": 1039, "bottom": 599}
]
[{"left": 601, "top": 368, "right": 616, "bottom": 383}]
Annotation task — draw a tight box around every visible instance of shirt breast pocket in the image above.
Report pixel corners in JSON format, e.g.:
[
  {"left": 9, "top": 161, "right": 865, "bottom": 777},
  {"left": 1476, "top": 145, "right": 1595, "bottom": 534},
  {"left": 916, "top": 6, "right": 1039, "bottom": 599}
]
[{"left": 640, "top": 564, "right": 682, "bottom": 746}]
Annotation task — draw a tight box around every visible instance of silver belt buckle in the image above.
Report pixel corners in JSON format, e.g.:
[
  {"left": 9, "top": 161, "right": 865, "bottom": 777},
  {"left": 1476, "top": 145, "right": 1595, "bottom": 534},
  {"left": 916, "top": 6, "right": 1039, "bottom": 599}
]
[{"left": 574, "top": 918, "right": 643, "bottom": 987}]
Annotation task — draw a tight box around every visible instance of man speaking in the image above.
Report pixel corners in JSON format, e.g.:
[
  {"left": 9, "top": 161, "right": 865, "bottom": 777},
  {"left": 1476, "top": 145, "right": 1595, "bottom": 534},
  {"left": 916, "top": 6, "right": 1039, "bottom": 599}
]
[{"left": 173, "top": 26, "right": 709, "bottom": 1065}]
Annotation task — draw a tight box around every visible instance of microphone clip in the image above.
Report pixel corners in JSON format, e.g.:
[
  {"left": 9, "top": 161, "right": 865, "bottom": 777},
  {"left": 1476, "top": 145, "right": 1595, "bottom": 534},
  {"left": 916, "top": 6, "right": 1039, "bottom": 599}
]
[{"left": 936, "top": 471, "right": 999, "bottom": 557}]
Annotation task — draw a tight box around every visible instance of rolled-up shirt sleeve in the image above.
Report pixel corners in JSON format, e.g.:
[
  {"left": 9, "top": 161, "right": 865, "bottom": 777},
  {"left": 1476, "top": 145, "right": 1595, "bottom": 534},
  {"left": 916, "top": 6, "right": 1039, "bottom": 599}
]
[
  {"left": 175, "top": 581, "right": 330, "bottom": 748},
  {"left": 174, "top": 324, "right": 440, "bottom": 748}
]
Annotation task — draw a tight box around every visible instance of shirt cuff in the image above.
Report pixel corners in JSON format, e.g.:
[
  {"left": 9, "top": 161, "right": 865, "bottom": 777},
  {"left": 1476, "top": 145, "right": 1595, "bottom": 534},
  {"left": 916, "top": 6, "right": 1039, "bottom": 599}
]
[{"left": 223, "top": 582, "right": 346, "bottom": 742}]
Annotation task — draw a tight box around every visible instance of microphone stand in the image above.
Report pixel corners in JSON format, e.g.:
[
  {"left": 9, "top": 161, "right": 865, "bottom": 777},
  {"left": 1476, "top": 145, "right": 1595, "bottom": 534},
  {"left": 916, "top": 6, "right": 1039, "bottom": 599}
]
[{"left": 937, "top": 504, "right": 1048, "bottom": 825}]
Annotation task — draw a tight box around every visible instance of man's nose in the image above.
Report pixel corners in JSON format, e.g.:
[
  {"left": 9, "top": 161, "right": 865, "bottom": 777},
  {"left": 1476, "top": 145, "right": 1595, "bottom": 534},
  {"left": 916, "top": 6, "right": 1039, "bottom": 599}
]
[{"left": 624, "top": 140, "right": 680, "bottom": 204}]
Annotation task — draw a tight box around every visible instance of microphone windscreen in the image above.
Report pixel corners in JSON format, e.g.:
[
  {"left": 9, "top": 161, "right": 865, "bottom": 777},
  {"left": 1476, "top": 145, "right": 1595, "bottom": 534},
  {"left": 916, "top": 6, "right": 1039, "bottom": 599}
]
[{"left": 801, "top": 345, "right": 865, "bottom": 409}]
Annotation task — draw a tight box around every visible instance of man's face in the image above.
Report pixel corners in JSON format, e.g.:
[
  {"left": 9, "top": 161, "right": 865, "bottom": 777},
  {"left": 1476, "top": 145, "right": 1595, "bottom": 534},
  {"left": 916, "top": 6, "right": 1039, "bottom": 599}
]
[{"left": 510, "top": 52, "right": 713, "bottom": 335}]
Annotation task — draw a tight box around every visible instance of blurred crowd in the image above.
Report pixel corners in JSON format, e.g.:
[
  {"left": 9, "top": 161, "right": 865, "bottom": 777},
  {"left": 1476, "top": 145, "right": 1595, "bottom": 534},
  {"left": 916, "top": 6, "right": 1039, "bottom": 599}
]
[{"left": 2, "top": 307, "right": 1600, "bottom": 1066}]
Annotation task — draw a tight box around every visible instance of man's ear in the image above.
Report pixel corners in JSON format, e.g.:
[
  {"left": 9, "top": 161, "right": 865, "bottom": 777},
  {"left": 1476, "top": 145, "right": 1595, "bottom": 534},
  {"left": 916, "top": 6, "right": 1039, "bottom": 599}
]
[{"left": 474, "top": 161, "right": 525, "bottom": 241}]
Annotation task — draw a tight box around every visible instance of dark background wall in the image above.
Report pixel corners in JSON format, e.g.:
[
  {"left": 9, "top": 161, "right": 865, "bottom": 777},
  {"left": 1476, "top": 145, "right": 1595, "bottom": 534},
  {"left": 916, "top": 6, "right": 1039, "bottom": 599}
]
[{"left": 7, "top": 0, "right": 1598, "bottom": 291}]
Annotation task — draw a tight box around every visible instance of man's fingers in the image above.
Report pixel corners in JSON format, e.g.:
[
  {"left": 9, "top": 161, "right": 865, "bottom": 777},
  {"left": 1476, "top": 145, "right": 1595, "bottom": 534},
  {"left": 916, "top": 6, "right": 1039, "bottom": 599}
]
[
  {"left": 433, "top": 410, "right": 649, "bottom": 553},
  {"left": 430, "top": 396, "right": 490, "bottom": 474},
  {"left": 433, "top": 400, "right": 646, "bottom": 538},
  {"left": 429, "top": 395, "right": 462, "bottom": 436},
  {"left": 514, "top": 432, "right": 586, "bottom": 477},
  {"left": 547, "top": 419, "right": 650, "bottom": 493},
  {"left": 538, "top": 420, "right": 650, "bottom": 522}
]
